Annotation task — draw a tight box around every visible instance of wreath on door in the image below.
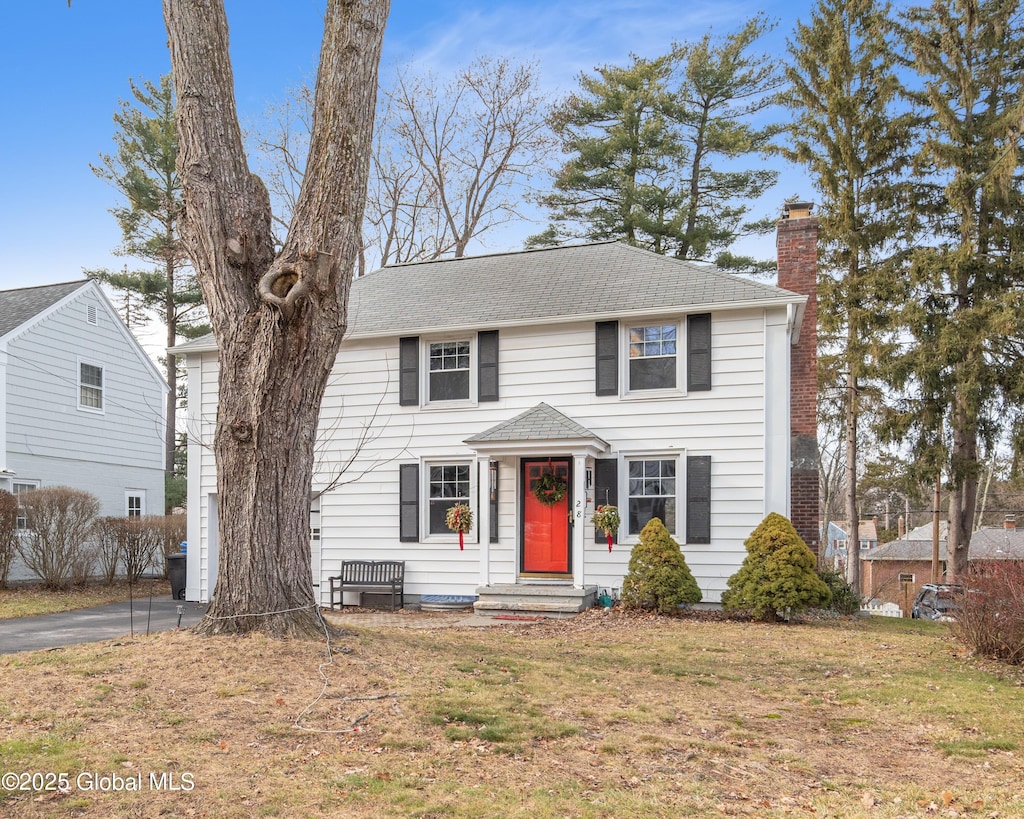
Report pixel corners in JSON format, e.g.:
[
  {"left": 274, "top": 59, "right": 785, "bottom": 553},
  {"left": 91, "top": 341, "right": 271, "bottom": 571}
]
[{"left": 533, "top": 471, "right": 568, "bottom": 506}]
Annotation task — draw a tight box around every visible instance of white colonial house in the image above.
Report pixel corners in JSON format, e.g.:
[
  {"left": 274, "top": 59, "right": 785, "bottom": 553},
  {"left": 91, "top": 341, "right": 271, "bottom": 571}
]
[
  {"left": 0, "top": 280, "right": 167, "bottom": 564},
  {"left": 177, "top": 207, "right": 820, "bottom": 613}
]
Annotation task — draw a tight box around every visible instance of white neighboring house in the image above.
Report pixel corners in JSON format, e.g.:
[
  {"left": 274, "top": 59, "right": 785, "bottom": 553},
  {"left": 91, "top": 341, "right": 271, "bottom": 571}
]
[
  {"left": 0, "top": 280, "right": 167, "bottom": 579},
  {"left": 176, "top": 209, "right": 820, "bottom": 611}
]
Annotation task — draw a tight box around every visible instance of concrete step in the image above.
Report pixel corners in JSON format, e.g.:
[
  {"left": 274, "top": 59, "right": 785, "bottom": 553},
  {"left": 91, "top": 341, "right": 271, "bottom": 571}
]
[{"left": 473, "top": 583, "right": 597, "bottom": 619}]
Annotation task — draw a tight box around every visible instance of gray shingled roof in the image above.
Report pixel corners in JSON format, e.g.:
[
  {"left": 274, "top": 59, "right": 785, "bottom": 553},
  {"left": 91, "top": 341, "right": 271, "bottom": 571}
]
[
  {"left": 465, "top": 403, "right": 606, "bottom": 445},
  {"left": 865, "top": 526, "right": 1024, "bottom": 561},
  {"left": 0, "top": 281, "right": 88, "bottom": 339},
  {"left": 169, "top": 241, "right": 804, "bottom": 354},
  {"left": 347, "top": 241, "right": 801, "bottom": 337}
]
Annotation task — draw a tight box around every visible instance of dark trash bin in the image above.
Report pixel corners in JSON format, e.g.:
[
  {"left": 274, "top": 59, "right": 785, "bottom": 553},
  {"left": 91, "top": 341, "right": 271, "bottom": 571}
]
[{"left": 167, "top": 553, "right": 187, "bottom": 600}]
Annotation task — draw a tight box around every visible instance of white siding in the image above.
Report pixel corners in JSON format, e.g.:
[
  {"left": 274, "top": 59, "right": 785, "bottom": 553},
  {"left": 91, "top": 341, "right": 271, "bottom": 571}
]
[{"left": 188, "top": 305, "right": 790, "bottom": 604}]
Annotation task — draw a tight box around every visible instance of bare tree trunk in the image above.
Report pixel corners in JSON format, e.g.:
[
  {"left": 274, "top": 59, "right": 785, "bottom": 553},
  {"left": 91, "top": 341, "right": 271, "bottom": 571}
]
[
  {"left": 947, "top": 392, "right": 978, "bottom": 581},
  {"left": 163, "top": 0, "right": 389, "bottom": 637},
  {"left": 845, "top": 366, "right": 859, "bottom": 594}
]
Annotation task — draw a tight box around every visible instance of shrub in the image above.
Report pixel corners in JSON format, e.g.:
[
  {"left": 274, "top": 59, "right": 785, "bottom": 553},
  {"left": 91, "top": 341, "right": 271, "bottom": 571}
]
[
  {"left": 620, "top": 517, "right": 702, "bottom": 614},
  {"left": 15, "top": 487, "right": 100, "bottom": 589},
  {"left": 0, "top": 490, "right": 18, "bottom": 589},
  {"left": 722, "top": 512, "right": 831, "bottom": 622},
  {"left": 951, "top": 563, "right": 1024, "bottom": 665},
  {"left": 818, "top": 568, "right": 861, "bottom": 615}
]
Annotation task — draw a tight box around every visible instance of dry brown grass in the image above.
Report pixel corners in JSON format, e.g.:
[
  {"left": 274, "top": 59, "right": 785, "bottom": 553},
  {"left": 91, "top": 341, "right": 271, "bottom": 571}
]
[
  {"left": 1, "top": 609, "right": 1022, "bottom": 818},
  {"left": 0, "top": 581, "right": 153, "bottom": 620}
]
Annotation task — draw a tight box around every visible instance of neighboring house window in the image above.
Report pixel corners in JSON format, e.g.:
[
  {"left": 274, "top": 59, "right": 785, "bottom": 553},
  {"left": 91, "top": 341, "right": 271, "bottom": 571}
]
[
  {"left": 79, "top": 362, "right": 104, "bottom": 411},
  {"left": 627, "top": 458, "right": 677, "bottom": 534},
  {"left": 428, "top": 463, "right": 470, "bottom": 534},
  {"left": 429, "top": 341, "right": 471, "bottom": 401},
  {"left": 13, "top": 480, "right": 40, "bottom": 530},
  {"left": 126, "top": 492, "right": 145, "bottom": 518},
  {"left": 398, "top": 332, "right": 500, "bottom": 407}
]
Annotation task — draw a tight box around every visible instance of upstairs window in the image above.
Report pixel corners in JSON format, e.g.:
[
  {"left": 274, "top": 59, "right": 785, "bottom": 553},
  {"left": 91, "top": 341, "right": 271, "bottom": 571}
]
[
  {"left": 79, "top": 362, "right": 104, "bottom": 411},
  {"left": 429, "top": 341, "right": 471, "bottom": 401},
  {"left": 629, "top": 325, "right": 677, "bottom": 390}
]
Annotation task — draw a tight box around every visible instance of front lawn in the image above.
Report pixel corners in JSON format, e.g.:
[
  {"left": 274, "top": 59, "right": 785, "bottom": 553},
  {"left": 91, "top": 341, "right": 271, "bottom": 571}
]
[{"left": 1, "top": 611, "right": 1021, "bottom": 818}]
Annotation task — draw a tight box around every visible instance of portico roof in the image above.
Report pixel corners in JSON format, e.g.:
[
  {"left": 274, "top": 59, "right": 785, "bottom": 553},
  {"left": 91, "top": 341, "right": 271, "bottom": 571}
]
[{"left": 464, "top": 403, "right": 608, "bottom": 457}]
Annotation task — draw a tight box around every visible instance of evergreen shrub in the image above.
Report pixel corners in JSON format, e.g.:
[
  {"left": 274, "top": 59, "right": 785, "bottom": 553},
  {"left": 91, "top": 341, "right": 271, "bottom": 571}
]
[{"left": 620, "top": 517, "right": 702, "bottom": 614}]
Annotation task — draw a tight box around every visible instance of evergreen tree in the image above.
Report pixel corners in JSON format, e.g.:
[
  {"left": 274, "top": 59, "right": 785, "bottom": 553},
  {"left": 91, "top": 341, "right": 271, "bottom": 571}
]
[
  {"left": 779, "top": 0, "right": 916, "bottom": 591},
  {"left": 620, "top": 517, "right": 702, "bottom": 614},
  {"left": 531, "top": 16, "right": 782, "bottom": 272},
  {"left": 883, "top": 0, "right": 1024, "bottom": 579},
  {"left": 89, "top": 75, "right": 209, "bottom": 475},
  {"left": 722, "top": 513, "right": 832, "bottom": 621}
]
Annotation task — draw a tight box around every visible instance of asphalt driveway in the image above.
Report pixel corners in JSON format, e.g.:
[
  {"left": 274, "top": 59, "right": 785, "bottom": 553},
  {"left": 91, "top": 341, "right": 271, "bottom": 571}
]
[{"left": 0, "top": 598, "right": 209, "bottom": 654}]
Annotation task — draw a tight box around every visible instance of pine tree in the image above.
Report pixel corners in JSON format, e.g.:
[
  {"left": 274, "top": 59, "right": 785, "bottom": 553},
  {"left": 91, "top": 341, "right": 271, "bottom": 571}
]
[
  {"left": 779, "top": 0, "right": 916, "bottom": 591},
  {"left": 89, "top": 75, "right": 209, "bottom": 475},
  {"left": 620, "top": 517, "right": 702, "bottom": 614},
  {"left": 531, "top": 16, "right": 783, "bottom": 271},
  {"left": 883, "top": 0, "right": 1024, "bottom": 579},
  {"left": 722, "top": 513, "right": 832, "bottom": 621}
]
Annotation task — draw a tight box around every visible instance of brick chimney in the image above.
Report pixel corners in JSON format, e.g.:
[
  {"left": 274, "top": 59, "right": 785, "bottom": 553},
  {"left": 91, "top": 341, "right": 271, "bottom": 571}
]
[{"left": 777, "top": 201, "right": 819, "bottom": 554}]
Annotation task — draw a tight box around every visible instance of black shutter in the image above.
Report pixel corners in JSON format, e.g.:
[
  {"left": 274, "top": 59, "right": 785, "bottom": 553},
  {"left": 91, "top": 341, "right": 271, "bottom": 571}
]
[
  {"left": 478, "top": 330, "right": 499, "bottom": 402},
  {"left": 399, "top": 463, "right": 419, "bottom": 542},
  {"left": 595, "top": 321, "right": 619, "bottom": 396},
  {"left": 686, "top": 455, "right": 711, "bottom": 544},
  {"left": 594, "top": 458, "right": 618, "bottom": 544},
  {"left": 399, "top": 336, "right": 419, "bottom": 406},
  {"left": 687, "top": 313, "right": 711, "bottom": 392}
]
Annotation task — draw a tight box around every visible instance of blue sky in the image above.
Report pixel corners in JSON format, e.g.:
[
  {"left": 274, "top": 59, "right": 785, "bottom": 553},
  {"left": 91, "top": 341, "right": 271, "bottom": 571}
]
[{"left": 1, "top": 0, "right": 812, "bottom": 292}]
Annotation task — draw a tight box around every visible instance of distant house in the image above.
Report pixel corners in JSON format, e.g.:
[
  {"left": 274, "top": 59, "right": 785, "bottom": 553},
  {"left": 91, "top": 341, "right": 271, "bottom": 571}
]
[
  {"left": 175, "top": 207, "right": 821, "bottom": 613},
  {"left": 823, "top": 518, "right": 879, "bottom": 569},
  {"left": 861, "top": 516, "right": 1024, "bottom": 612},
  {"left": 0, "top": 281, "right": 167, "bottom": 578}
]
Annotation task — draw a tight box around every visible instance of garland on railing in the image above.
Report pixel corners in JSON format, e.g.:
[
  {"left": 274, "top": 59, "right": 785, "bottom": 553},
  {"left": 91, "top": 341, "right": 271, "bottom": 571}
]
[
  {"left": 592, "top": 505, "right": 621, "bottom": 552},
  {"left": 445, "top": 503, "right": 473, "bottom": 550},
  {"left": 533, "top": 471, "right": 568, "bottom": 506}
]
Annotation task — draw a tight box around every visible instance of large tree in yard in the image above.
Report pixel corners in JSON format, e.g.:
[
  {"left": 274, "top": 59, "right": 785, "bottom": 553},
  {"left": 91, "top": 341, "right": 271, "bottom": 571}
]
[
  {"left": 780, "top": 0, "right": 915, "bottom": 591},
  {"left": 884, "top": 0, "right": 1024, "bottom": 580},
  {"left": 162, "top": 0, "right": 389, "bottom": 636}
]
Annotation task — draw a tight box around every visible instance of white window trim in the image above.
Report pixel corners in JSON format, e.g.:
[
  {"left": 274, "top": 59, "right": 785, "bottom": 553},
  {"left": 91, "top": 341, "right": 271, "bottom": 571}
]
[
  {"left": 422, "top": 457, "right": 477, "bottom": 543},
  {"left": 77, "top": 358, "right": 105, "bottom": 414},
  {"left": 422, "top": 335, "right": 478, "bottom": 408},
  {"left": 621, "top": 318, "right": 685, "bottom": 399},
  {"left": 126, "top": 490, "right": 146, "bottom": 518},
  {"left": 618, "top": 451, "right": 683, "bottom": 543}
]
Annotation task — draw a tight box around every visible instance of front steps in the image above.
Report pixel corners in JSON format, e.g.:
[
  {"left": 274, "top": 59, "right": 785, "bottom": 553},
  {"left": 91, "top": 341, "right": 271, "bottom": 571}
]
[{"left": 473, "top": 583, "right": 598, "bottom": 619}]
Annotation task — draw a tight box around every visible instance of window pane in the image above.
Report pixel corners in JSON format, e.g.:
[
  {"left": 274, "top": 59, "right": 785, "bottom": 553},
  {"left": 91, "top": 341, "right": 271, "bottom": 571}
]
[
  {"left": 430, "top": 370, "right": 469, "bottom": 400},
  {"left": 80, "top": 363, "right": 103, "bottom": 409},
  {"left": 627, "top": 459, "right": 677, "bottom": 533},
  {"left": 629, "top": 357, "right": 676, "bottom": 390}
]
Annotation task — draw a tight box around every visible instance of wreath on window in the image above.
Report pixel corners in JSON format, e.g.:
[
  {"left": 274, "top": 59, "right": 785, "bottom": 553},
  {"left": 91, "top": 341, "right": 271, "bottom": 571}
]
[
  {"left": 445, "top": 503, "right": 473, "bottom": 551},
  {"left": 533, "top": 471, "right": 568, "bottom": 506}
]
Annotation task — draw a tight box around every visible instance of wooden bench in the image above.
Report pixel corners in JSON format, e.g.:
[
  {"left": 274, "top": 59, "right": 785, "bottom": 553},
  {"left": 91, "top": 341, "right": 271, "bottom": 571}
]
[{"left": 329, "top": 560, "right": 405, "bottom": 611}]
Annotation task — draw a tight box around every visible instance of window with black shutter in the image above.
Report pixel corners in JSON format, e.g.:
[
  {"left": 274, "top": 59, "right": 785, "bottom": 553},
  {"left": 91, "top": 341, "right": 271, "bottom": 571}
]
[
  {"left": 685, "top": 455, "right": 711, "bottom": 544},
  {"left": 595, "top": 321, "right": 618, "bottom": 396},
  {"left": 687, "top": 313, "right": 711, "bottom": 391},
  {"left": 399, "top": 463, "right": 419, "bottom": 541}
]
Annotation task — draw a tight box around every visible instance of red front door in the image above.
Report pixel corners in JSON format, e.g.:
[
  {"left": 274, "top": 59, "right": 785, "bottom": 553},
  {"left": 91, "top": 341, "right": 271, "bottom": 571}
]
[{"left": 522, "top": 459, "right": 571, "bottom": 574}]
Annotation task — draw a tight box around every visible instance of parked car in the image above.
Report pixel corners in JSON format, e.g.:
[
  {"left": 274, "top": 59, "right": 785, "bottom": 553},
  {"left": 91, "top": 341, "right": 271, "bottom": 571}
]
[{"left": 911, "top": 583, "right": 964, "bottom": 621}]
